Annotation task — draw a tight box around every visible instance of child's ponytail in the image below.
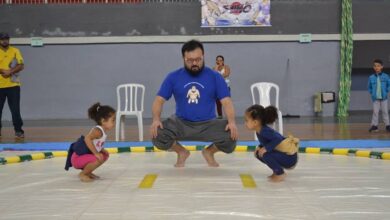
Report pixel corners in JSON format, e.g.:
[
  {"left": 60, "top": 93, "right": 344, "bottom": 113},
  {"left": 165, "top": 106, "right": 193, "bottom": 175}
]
[
  {"left": 88, "top": 102, "right": 101, "bottom": 123},
  {"left": 88, "top": 102, "right": 116, "bottom": 125},
  {"left": 263, "top": 106, "right": 278, "bottom": 124},
  {"left": 246, "top": 104, "right": 278, "bottom": 125}
]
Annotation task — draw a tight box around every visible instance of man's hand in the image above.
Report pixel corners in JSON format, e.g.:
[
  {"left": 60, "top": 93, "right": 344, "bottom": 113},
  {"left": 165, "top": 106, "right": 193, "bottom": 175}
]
[
  {"left": 150, "top": 120, "right": 163, "bottom": 138},
  {"left": 0, "top": 69, "right": 11, "bottom": 78},
  {"left": 225, "top": 122, "right": 238, "bottom": 140}
]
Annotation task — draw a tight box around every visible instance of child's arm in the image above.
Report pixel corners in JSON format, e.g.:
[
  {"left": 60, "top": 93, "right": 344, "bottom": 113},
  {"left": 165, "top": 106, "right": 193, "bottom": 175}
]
[
  {"left": 101, "top": 148, "right": 109, "bottom": 155},
  {"left": 368, "top": 76, "right": 373, "bottom": 94},
  {"left": 264, "top": 139, "right": 283, "bottom": 152},
  {"left": 84, "top": 128, "right": 104, "bottom": 162},
  {"left": 260, "top": 129, "right": 283, "bottom": 152},
  {"left": 387, "top": 75, "right": 390, "bottom": 93}
]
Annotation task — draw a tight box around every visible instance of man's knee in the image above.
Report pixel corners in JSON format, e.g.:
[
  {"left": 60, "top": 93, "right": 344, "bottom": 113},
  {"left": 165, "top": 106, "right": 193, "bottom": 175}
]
[
  {"left": 152, "top": 136, "right": 174, "bottom": 151},
  {"left": 152, "top": 117, "right": 178, "bottom": 151},
  {"left": 215, "top": 140, "right": 236, "bottom": 154}
]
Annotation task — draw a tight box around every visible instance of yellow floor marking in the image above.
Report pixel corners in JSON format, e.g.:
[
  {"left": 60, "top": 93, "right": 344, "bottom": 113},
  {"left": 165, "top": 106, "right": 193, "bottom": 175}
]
[
  {"left": 184, "top": 146, "right": 196, "bottom": 151},
  {"left": 235, "top": 145, "right": 248, "bottom": 152},
  {"left": 356, "top": 150, "right": 370, "bottom": 157},
  {"left": 5, "top": 156, "right": 20, "bottom": 164},
  {"left": 240, "top": 174, "right": 257, "bottom": 188},
  {"left": 131, "top": 147, "right": 146, "bottom": 152},
  {"left": 138, "top": 174, "right": 158, "bottom": 189},
  {"left": 106, "top": 148, "right": 118, "bottom": 154},
  {"left": 52, "top": 151, "right": 68, "bottom": 157},
  {"left": 31, "top": 153, "right": 45, "bottom": 160},
  {"left": 332, "top": 148, "right": 349, "bottom": 155},
  {"left": 306, "top": 147, "right": 320, "bottom": 154}
]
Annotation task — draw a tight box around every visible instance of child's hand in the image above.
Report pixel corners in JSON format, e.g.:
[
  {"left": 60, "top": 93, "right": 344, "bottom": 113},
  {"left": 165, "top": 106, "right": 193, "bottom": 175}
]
[
  {"left": 254, "top": 147, "right": 260, "bottom": 157},
  {"left": 101, "top": 148, "right": 109, "bottom": 155},
  {"left": 254, "top": 147, "right": 267, "bottom": 158},
  {"left": 258, "top": 147, "right": 267, "bottom": 157},
  {"left": 94, "top": 153, "right": 104, "bottom": 163}
]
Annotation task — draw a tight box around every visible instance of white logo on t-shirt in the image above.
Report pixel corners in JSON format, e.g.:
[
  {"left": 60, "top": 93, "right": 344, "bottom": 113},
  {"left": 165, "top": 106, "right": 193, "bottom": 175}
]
[{"left": 187, "top": 86, "right": 200, "bottom": 104}]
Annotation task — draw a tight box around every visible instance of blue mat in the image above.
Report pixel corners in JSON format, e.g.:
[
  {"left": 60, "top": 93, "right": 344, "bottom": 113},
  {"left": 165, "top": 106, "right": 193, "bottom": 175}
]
[{"left": 1, "top": 140, "right": 390, "bottom": 151}]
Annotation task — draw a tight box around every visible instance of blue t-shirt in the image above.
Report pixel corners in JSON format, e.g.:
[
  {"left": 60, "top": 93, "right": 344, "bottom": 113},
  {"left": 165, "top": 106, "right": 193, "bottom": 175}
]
[
  {"left": 256, "top": 125, "right": 285, "bottom": 152},
  {"left": 157, "top": 66, "right": 230, "bottom": 122}
]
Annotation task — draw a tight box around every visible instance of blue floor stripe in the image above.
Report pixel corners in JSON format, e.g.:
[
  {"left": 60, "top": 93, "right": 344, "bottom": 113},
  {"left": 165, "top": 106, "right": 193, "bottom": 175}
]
[
  {"left": 1, "top": 139, "right": 390, "bottom": 151},
  {"left": 299, "top": 140, "right": 390, "bottom": 148}
]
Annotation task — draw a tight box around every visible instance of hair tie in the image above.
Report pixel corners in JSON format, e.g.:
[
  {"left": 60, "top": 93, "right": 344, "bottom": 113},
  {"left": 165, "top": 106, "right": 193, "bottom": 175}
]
[{"left": 96, "top": 106, "right": 100, "bottom": 112}]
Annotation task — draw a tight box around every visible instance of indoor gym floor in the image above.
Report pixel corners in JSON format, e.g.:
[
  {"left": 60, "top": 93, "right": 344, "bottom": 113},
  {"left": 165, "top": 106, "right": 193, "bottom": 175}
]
[{"left": 0, "top": 114, "right": 389, "bottom": 220}]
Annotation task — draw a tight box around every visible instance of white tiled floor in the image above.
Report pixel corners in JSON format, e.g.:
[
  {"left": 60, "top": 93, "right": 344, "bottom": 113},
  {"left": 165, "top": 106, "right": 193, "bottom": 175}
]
[{"left": 0, "top": 151, "right": 389, "bottom": 220}]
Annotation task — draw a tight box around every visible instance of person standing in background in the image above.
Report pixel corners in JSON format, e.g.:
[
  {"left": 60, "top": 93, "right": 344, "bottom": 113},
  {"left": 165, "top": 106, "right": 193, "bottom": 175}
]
[
  {"left": 0, "top": 32, "right": 25, "bottom": 139},
  {"left": 368, "top": 59, "right": 390, "bottom": 133},
  {"left": 213, "top": 55, "right": 231, "bottom": 119}
]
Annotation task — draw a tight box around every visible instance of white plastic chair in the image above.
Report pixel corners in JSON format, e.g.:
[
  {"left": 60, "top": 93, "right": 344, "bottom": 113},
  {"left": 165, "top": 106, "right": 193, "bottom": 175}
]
[
  {"left": 116, "top": 84, "right": 145, "bottom": 141},
  {"left": 250, "top": 82, "right": 283, "bottom": 139}
]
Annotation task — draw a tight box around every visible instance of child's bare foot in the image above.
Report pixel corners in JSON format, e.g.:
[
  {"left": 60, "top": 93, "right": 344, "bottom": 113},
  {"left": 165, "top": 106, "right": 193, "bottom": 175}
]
[
  {"left": 88, "top": 173, "right": 101, "bottom": 179},
  {"left": 286, "top": 164, "right": 297, "bottom": 170},
  {"left": 174, "top": 149, "right": 190, "bottom": 168},
  {"left": 79, "top": 173, "right": 93, "bottom": 182},
  {"left": 269, "top": 173, "right": 286, "bottom": 182},
  {"left": 202, "top": 148, "right": 219, "bottom": 167},
  {"left": 267, "top": 173, "right": 276, "bottom": 179}
]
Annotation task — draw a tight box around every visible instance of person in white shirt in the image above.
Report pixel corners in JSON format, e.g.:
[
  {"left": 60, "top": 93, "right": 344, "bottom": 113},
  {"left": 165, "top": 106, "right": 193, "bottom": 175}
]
[{"left": 213, "top": 55, "right": 231, "bottom": 119}]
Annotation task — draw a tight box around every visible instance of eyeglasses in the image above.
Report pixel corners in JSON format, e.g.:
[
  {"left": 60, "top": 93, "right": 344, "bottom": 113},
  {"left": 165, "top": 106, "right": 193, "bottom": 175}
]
[{"left": 184, "top": 57, "right": 203, "bottom": 64}]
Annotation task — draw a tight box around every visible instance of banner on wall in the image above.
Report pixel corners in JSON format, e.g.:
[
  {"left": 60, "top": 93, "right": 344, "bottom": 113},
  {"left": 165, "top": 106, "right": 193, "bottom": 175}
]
[{"left": 201, "top": 0, "right": 271, "bottom": 27}]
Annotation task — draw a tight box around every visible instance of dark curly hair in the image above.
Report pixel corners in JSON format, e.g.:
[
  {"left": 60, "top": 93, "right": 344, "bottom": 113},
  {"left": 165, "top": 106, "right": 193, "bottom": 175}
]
[
  {"left": 88, "top": 102, "right": 116, "bottom": 125},
  {"left": 245, "top": 104, "right": 278, "bottom": 125}
]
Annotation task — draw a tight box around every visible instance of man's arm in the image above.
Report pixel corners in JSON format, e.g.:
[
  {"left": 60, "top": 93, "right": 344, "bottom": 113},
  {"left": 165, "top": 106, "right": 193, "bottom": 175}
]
[
  {"left": 220, "top": 97, "right": 238, "bottom": 140},
  {"left": 2, "top": 48, "right": 24, "bottom": 77},
  {"left": 11, "top": 64, "right": 24, "bottom": 75},
  {"left": 150, "top": 96, "right": 166, "bottom": 138},
  {"left": 1, "top": 64, "right": 24, "bottom": 78}
]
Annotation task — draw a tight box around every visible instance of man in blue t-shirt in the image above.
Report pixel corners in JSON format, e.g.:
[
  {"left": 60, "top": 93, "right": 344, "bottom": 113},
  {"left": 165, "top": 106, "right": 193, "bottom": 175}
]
[{"left": 150, "top": 40, "right": 238, "bottom": 167}]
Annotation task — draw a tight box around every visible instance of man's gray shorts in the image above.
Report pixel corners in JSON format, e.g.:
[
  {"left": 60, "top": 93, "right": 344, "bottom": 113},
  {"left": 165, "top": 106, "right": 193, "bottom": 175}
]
[{"left": 152, "top": 115, "right": 236, "bottom": 153}]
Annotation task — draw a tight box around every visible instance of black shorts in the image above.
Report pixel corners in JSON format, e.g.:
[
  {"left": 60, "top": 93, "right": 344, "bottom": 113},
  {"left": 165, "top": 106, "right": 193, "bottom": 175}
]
[{"left": 152, "top": 115, "right": 236, "bottom": 153}]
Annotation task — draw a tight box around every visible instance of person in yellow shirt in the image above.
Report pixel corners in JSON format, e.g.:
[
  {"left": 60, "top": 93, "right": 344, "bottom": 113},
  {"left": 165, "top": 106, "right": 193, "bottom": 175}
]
[{"left": 0, "top": 33, "right": 25, "bottom": 138}]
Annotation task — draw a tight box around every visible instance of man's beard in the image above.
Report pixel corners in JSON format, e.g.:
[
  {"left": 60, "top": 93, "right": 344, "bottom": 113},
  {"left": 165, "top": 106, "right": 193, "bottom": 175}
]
[
  {"left": 0, "top": 43, "right": 9, "bottom": 48},
  {"left": 185, "top": 62, "right": 204, "bottom": 76}
]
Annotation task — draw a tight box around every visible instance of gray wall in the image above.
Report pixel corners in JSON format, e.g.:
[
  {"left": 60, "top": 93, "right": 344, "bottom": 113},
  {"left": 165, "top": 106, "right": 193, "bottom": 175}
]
[
  {"left": 6, "top": 0, "right": 389, "bottom": 118},
  {"left": 353, "top": 0, "right": 390, "bottom": 33},
  {"left": 0, "top": 0, "right": 341, "bottom": 37},
  {"left": 2, "top": 0, "right": 390, "bottom": 37},
  {"left": 1, "top": 42, "right": 340, "bottom": 120}
]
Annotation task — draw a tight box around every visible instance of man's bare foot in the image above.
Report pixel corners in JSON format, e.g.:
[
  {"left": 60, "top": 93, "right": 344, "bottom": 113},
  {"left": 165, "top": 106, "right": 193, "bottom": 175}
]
[
  {"left": 88, "top": 173, "right": 101, "bottom": 179},
  {"left": 269, "top": 173, "right": 286, "bottom": 182},
  {"left": 174, "top": 149, "right": 190, "bottom": 168},
  {"left": 202, "top": 148, "right": 219, "bottom": 167},
  {"left": 79, "top": 173, "right": 93, "bottom": 182}
]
